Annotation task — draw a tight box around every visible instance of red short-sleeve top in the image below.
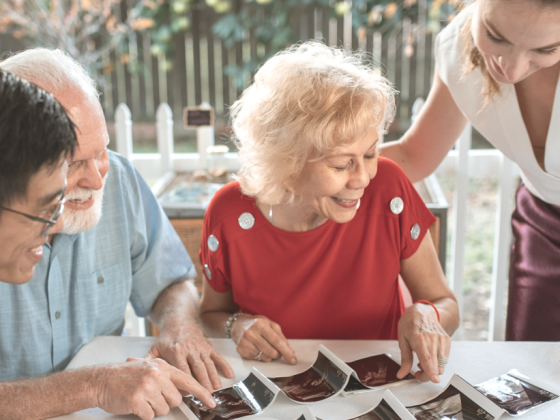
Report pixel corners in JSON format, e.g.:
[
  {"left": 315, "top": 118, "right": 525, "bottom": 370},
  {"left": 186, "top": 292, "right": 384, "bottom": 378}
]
[{"left": 200, "top": 157, "right": 436, "bottom": 340}]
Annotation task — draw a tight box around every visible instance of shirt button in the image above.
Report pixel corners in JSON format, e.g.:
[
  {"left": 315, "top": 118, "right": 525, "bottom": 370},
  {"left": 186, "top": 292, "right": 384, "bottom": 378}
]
[
  {"left": 390, "top": 197, "right": 404, "bottom": 214},
  {"left": 55, "top": 311, "right": 61, "bottom": 320},
  {"left": 238, "top": 212, "right": 255, "bottom": 230},
  {"left": 204, "top": 264, "right": 213, "bottom": 280},
  {"left": 97, "top": 276, "right": 105, "bottom": 284},
  {"left": 208, "top": 235, "right": 219, "bottom": 252},
  {"left": 411, "top": 223, "right": 421, "bottom": 240}
]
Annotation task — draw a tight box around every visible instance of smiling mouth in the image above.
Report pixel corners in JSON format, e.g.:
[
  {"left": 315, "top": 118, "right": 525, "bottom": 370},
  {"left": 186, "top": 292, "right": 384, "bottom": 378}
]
[
  {"left": 28, "top": 245, "right": 42, "bottom": 253},
  {"left": 331, "top": 197, "right": 361, "bottom": 210},
  {"left": 69, "top": 196, "right": 92, "bottom": 204}
]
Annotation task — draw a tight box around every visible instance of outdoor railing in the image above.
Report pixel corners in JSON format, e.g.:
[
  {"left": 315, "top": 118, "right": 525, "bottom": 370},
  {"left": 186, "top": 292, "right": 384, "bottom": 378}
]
[{"left": 115, "top": 101, "right": 520, "bottom": 341}]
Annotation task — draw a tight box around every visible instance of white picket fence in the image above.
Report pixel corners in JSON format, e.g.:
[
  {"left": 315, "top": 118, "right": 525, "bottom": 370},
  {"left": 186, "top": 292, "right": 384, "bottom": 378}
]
[{"left": 115, "top": 102, "right": 520, "bottom": 341}]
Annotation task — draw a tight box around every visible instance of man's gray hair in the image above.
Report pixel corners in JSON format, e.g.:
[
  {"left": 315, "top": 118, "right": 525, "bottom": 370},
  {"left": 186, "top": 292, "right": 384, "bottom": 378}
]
[{"left": 0, "top": 48, "right": 98, "bottom": 100}]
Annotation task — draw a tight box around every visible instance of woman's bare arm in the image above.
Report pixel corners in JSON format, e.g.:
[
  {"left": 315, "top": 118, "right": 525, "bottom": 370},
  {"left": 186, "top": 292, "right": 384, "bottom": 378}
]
[
  {"left": 199, "top": 280, "right": 239, "bottom": 338},
  {"left": 397, "top": 233, "right": 459, "bottom": 383},
  {"left": 380, "top": 69, "right": 468, "bottom": 182},
  {"left": 200, "top": 279, "right": 296, "bottom": 363},
  {"left": 400, "top": 232, "right": 459, "bottom": 335}
]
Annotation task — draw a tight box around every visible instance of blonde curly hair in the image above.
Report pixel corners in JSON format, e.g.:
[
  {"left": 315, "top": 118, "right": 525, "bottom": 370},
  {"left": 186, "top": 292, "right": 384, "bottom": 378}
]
[{"left": 231, "top": 41, "right": 396, "bottom": 205}]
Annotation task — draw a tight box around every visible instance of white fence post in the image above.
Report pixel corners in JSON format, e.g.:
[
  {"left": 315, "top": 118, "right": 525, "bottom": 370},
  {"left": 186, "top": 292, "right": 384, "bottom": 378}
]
[
  {"left": 450, "top": 124, "right": 472, "bottom": 339},
  {"left": 488, "top": 155, "right": 515, "bottom": 341},
  {"left": 343, "top": 1, "right": 352, "bottom": 50},
  {"left": 156, "top": 103, "right": 174, "bottom": 173},
  {"left": 197, "top": 126, "right": 215, "bottom": 171},
  {"left": 115, "top": 103, "right": 133, "bottom": 159}
]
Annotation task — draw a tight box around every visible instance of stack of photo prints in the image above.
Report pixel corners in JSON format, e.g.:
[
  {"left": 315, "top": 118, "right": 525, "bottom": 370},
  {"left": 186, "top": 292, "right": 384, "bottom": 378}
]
[{"left": 180, "top": 345, "right": 559, "bottom": 420}]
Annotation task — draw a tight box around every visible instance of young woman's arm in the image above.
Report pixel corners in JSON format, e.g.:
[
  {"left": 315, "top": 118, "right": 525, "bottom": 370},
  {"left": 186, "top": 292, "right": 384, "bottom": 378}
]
[{"left": 380, "top": 69, "right": 468, "bottom": 182}]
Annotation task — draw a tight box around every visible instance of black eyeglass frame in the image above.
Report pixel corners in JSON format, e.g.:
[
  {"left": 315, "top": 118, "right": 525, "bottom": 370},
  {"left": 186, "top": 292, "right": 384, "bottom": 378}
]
[{"left": 0, "top": 180, "right": 67, "bottom": 237}]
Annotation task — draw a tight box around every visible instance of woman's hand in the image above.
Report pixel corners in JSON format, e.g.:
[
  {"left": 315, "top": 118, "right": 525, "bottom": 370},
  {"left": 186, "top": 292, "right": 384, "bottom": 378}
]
[
  {"left": 230, "top": 314, "right": 297, "bottom": 364},
  {"left": 396, "top": 302, "right": 451, "bottom": 383}
]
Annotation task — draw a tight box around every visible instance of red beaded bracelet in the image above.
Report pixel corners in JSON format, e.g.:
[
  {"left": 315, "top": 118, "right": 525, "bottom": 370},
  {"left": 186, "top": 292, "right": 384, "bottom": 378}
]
[{"left": 415, "top": 300, "right": 441, "bottom": 323}]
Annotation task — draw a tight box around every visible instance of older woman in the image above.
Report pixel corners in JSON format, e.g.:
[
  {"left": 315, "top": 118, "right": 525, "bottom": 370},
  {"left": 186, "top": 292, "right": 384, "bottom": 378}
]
[{"left": 199, "top": 42, "right": 459, "bottom": 383}]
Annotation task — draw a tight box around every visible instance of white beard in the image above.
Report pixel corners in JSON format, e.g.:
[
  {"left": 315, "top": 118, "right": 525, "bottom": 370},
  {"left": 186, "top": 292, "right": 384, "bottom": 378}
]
[{"left": 61, "top": 173, "right": 107, "bottom": 235}]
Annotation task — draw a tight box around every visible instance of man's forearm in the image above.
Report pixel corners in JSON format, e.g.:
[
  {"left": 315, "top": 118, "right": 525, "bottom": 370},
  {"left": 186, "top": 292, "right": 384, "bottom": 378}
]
[
  {"left": 147, "top": 280, "right": 234, "bottom": 389},
  {"left": 150, "top": 280, "right": 201, "bottom": 333},
  {"left": 0, "top": 367, "right": 99, "bottom": 420}
]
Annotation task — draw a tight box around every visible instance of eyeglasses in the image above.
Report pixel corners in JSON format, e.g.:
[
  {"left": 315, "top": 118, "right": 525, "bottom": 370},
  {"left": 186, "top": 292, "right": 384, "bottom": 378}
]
[{"left": 0, "top": 180, "right": 67, "bottom": 237}]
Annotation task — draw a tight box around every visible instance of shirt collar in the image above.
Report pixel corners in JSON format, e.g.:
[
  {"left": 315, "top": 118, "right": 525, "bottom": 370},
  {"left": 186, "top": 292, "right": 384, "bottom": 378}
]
[{"left": 48, "top": 233, "right": 80, "bottom": 258}]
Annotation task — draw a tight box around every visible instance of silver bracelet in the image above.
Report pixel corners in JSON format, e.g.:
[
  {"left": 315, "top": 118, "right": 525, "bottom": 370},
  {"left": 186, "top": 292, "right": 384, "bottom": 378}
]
[{"left": 224, "top": 312, "right": 246, "bottom": 339}]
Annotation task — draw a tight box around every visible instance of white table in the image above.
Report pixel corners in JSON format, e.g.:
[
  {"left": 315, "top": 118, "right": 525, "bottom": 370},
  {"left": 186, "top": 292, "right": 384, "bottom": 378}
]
[{"left": 55, "top": 337, "right": 560, "bottom": 420}]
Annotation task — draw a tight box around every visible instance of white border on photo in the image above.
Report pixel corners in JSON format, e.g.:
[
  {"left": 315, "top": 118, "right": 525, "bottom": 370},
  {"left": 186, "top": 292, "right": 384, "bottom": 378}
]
[
  {"left": 480, "top": 369, "right": 560, "bottom": 417},
  {"left": 255, "top": 345, "right": 355, "bottom": 405},
  {"left": 317, "top": 344, "right": 357, "bottom": 377},
  {"left": 507, "top": 369, "right": 560, "bottom": 398},
  {"left": 381, "top": 389, "right": 417, "bottom": 420},
  {"left": 410, "top": 374, "right": 505, "bottom": 419},
  {"left": 179, "top": 368, "right": 280, "bottom": 420},
  {"left": 251, "top": 367, "right": 283, "bottom": 399},
  {"left": 298, "top": 405, "right": 318, "bottom": 420}
]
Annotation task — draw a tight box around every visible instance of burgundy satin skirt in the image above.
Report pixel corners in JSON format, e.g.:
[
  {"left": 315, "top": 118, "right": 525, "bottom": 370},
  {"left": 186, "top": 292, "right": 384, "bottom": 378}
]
[{"left": 506, "top": 183, "right": 560, "bottom": 341}]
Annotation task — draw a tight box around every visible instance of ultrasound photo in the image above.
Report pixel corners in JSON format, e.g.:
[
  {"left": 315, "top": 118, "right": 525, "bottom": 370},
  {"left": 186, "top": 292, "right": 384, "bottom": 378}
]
[
  {"left": 183, "top": 372, "right": 276, "bottom": 420},
  {"left": 407, "top": 385, "right": 495, "bottom": 420},
  {"left": 344, "top": 354, "right": 415, "bottom": 393},
  {"left": 269, "top": 351, "right": 348, "bottom": 403},
  {"left": 350, "top": 399, "right": 403, "bottom": 420},
  {"left": 475, "top": 370, "right": 559, "bottom": 416}
]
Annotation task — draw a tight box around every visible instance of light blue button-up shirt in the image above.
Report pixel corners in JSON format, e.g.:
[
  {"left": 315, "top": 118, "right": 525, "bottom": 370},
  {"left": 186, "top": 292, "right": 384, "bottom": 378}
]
[{"left": 0, "top": 151, "right": 195, "bottom": 380}]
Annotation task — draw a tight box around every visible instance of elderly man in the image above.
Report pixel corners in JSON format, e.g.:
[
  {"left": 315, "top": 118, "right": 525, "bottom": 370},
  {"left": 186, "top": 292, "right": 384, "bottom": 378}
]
[{"left": 0, "top": 50, "right": 226, "bottom": 419}]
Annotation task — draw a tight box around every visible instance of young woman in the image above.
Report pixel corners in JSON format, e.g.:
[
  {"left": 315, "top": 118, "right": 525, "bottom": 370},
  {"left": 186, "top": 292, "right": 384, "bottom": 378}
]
[{"left": 381, "top": 0, "right": 560, "bottom": 341}]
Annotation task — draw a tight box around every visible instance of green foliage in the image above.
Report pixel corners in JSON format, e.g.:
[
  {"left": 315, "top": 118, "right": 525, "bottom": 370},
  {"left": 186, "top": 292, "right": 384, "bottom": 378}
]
[
  {"left": 0, "top": 0, "right": 460, "bottom": 87},
  {"left": 208, "top": 0, "right": 460, "bottom": 89},
  {"left": 136, "top": 0, "right": 192, "bottom": 66}
]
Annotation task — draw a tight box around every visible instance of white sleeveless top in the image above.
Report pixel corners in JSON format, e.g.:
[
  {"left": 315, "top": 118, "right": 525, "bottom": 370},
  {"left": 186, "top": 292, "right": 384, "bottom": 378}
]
[{"left": 435, "top": 5, "right": 560, "bottom": 205}]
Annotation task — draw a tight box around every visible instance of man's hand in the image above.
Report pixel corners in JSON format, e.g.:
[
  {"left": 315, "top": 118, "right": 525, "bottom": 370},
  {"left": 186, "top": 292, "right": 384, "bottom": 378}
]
[
  {"left": 144, "top": 327, "right": 234, "bottom": 392},
  {"left": 94, "top": 358, "right": 215, "bottom": 420},
  {"left": 148, "top": 281, "right": 234, "bottom": 392}
]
